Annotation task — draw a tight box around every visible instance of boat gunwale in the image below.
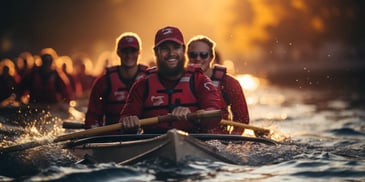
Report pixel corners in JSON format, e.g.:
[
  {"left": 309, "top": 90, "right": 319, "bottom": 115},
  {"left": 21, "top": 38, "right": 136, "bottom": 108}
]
[{"left": 66, "top": 133, "right": 168, "bottom": 149}]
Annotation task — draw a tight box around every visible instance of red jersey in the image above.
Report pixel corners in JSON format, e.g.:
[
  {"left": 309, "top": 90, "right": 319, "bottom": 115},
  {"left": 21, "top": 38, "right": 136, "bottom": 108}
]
[
  {"left": 120, "top": 66, "right": 223, "bottom": 134},
  {"left": 85, "top": 64, "right": 148, "bottom": 129},
  {"left": 211, "top": 65, "right": 250, "bottom": 134}
]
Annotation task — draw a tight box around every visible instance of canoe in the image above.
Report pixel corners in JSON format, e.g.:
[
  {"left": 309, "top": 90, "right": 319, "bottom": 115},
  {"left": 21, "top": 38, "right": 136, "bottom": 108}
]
[{"left": 64, "top": 129, "right": 277, "bottom": 165}]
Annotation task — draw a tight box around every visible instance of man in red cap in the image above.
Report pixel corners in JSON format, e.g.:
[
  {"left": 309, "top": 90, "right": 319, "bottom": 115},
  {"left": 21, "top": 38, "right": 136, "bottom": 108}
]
[
  {"left": 119, "top": 26, "right": 223, "bottom": 134},
  {"left": 84, "top": 32, "right": 148, "bottom": 129}
]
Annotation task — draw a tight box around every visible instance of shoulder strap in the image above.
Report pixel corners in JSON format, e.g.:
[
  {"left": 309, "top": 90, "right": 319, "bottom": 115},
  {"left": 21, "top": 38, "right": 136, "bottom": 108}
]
[
  {"left": 146, "top": 66, "right": 158, "bottom": 74},
  {"left": 103, "top": 66, "right": 118, "bottom": 99},
  {"left": 138, "top": 64, "right": 148, "bottom": 72},
  {"left": 211, "top": 65, "right": 227, "bottom": 81}
]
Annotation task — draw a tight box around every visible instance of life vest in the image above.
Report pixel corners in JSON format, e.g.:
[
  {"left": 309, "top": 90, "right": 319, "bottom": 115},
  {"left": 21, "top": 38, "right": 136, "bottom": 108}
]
[
  {"left": 142, "top": 69, "right": 200, "bottom": 133},
  {"left": 211, "top": 65, "right": 230, "bottom": 120},
  {"left": 210, "top": 65, "right": 226, "bottom": 91},
  {"left": 103, "top": 64, "right": 148, "bottom": 124}
]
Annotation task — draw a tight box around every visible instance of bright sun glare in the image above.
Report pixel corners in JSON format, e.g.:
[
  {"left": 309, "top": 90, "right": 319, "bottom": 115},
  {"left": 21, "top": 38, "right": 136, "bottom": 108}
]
[{"left": 236, "top": 74, "right": 260, "bottom": 91}]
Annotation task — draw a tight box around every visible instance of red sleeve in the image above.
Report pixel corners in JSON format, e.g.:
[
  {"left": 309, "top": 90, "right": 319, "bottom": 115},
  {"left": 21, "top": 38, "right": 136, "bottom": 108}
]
[
  {"left": 84, "top": 75, "right": 107, "bottom": 129},
  {"left": 194, "top": 72, "right": 222, "bottom": 110},
  {"left": 223, "top": 75, "right": 250, "bottom": 133},
  {"left": 120, "top": 78, "right": 146, "bottom": 118},
  {"left": 193, "top": 71, "right": 223, "bottom": 132}
]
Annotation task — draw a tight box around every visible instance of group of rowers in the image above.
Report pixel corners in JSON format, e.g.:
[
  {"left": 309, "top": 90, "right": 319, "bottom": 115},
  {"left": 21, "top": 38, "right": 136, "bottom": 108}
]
[{"left": 0, "top": 26, "right": 250, "bottom": 135}]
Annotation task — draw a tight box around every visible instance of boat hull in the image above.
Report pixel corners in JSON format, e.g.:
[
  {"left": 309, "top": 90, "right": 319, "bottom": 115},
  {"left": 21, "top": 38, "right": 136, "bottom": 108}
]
[{"left": 65, "top": 129, "right": 237, "bottom": 165}]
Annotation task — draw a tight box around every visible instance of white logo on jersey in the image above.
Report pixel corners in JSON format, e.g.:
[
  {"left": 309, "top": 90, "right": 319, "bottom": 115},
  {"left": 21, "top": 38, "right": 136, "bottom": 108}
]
[
  {"left": 180, "top": 76, "right": 190, "bottom": 82},
  {"left": 151, "top": 96, "right": 165, "bottom": 106},
  {"left": 204, "top": 82, "right": 215, "bottom": 91},
  {"left": 114, "top": 91, "right": 127, "bottom": 101}
]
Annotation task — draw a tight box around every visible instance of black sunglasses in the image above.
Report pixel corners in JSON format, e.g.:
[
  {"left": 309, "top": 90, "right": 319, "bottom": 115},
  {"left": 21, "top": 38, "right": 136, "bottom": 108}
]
[
  {"left": 118, "top": 47, "right": 138, "bottom": 54},
  {"left": 188, "top": 51, "right": 210, "bottom": 59}
]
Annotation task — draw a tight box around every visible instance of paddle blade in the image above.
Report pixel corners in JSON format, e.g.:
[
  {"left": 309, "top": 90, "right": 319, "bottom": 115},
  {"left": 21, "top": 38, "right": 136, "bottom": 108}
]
[{"left": 62, "top": 121, "right": 84, "bottom": 129}]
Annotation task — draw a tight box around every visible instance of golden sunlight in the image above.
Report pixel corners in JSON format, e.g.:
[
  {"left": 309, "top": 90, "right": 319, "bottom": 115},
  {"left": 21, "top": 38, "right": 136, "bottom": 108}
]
[
  {"left": 33, "top": 55, "right": 42, "bottom": 67},
  {"left": 16, "top": 52, "right": 35, "bottom": 70},
  {"left": 242, "top": 129, "right": 255, "bottom": 137},
  {"left": 68, "top": 106, "right": 85, "bottom": 121},
  {"left": 0, "top": 58, "right": 16, "bottom": 76},
  {"left": 56, "top": 56, "right": 73, "bottom": 73},
  {"left": 236, "top": 74, "right": 260, "bottom": 91},
  {"left": 311, "top": 16, "right": 324, "bottom": 32},
  {"left": 81, "top": 57, "right": 94, "bottom": 75},
  {"left": 93, "top": 50, "right": 118, "bottom": 76}
]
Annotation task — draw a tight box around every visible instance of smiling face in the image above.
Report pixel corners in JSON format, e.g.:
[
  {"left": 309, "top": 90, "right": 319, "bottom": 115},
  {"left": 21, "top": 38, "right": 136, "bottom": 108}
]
[
  {"left": 154, "top": 41, "right": 186, "bottom": 78},
  {"left": 116, "top": 33, "right": 141, "bottom": 69},
  {"left": 118, "top": 47, "right": 140, "bottom": 68},
  {"left": 187, "top": 40, "right": 213, "bottom": 72}
]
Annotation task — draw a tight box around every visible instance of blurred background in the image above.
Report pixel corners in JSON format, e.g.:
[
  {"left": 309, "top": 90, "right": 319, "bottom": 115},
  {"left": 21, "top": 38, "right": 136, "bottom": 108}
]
[{"left": 1, "top": 0, "right": 364, "bottom": 89}]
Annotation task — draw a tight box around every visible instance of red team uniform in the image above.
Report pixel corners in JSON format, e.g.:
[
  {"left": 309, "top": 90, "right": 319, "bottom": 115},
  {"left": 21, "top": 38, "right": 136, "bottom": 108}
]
[
  {"left": 85, "top": 64, "right": 147, "bottom": 128},
  {"left": 121, "top": 66, "right": 223, "bottom": 134}
]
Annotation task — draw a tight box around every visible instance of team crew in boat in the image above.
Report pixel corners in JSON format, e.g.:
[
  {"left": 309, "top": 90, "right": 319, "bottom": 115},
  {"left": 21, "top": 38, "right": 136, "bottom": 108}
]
[
  {"left": 187, "top": 35, "right": 250, "bottom": 135},
  {"left": 119, "top": 26, "right": 224, "bottom": 134},
  {"left": 18, "top": 48, "right": 74, "bottom": 105},
  {"left": 85, "top": 32, "right": 148, "bottom": 129}
]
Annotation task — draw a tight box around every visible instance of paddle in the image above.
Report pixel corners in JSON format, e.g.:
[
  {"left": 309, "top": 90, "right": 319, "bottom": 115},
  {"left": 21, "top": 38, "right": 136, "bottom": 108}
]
[
  {"left": 62, "top": 120, "right": 85, "bottom": 129},
  {"left": 220, "top": 119, "right": 271, "bottom": 137},
  {"left": 0, "top": 110, "right": 221, "bottom": 153},
  {"left": 62, "top": 109, "right": 221, "bottom": 129},
  {"left": 63, "top": 118, "right": 272, "bottom": 137}
]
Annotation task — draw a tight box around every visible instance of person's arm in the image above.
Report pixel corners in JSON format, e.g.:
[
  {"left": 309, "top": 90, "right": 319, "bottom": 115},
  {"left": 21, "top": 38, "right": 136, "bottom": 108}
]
[
  {"left": 223, "top": 75, "right": 250, "bottom": 133},
  {"left": 120, "top": 79, "right": 146, "bottom": 118},
  {"left": 194, "top": 72, "right": 223, "bottom": 132},
  {"left": 195, "top": 72, "right": 222, "bottom": 110},
  {"left": 118, "top": 79, "right": 146, "bottom": 132},
  {"left": 84, "top": 76, "right": 107, "bottom": 129}
]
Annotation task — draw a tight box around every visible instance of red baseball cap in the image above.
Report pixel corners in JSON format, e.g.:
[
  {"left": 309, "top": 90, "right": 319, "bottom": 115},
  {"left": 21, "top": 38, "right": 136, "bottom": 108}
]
[
  {"left": 117, "top": 34, "right": 140, "bottom": 50},
  {"left": 154, "top": 26, "right": 184, "bottom": 48}
]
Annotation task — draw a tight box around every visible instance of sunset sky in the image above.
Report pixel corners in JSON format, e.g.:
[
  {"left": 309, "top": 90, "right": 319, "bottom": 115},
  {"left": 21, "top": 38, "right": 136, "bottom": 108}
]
[{"left": 1, "top": 0, "right": 364, "bottom": 76}]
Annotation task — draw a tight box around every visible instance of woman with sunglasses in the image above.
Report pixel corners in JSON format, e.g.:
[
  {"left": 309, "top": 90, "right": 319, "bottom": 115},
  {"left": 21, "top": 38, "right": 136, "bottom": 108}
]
[{"left": 187, "top": 35, "right": 250, "bottom": 135}]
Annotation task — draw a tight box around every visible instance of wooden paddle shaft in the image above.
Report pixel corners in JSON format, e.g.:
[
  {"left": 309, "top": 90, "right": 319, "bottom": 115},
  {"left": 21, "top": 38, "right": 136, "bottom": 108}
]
[
  {"left": 62, "top": 121, "right": 84, "bottom": 129},
  {"left": 56, "top": 110, "right": 222, "bottom": 142},
  {"left": 55, "top": 116, "right": 160, "bottom": 142},
  {"left": 220, "top": 119, "right": 270, "bottom": 134},
  {"left": 62, "top": 110, "right": 222, "bottom": 130},
  {"left": 188, "top": 109, "right": 222, "bottom": 120},
  {"left": 0, "top": 110, "right": 222, "bottom": 153}
]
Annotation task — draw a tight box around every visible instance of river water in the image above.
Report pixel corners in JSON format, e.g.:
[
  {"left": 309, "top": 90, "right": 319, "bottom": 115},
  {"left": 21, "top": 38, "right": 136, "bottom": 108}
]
[{"left": 0, "top": 73, "right": 364, "bottom": 182}]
